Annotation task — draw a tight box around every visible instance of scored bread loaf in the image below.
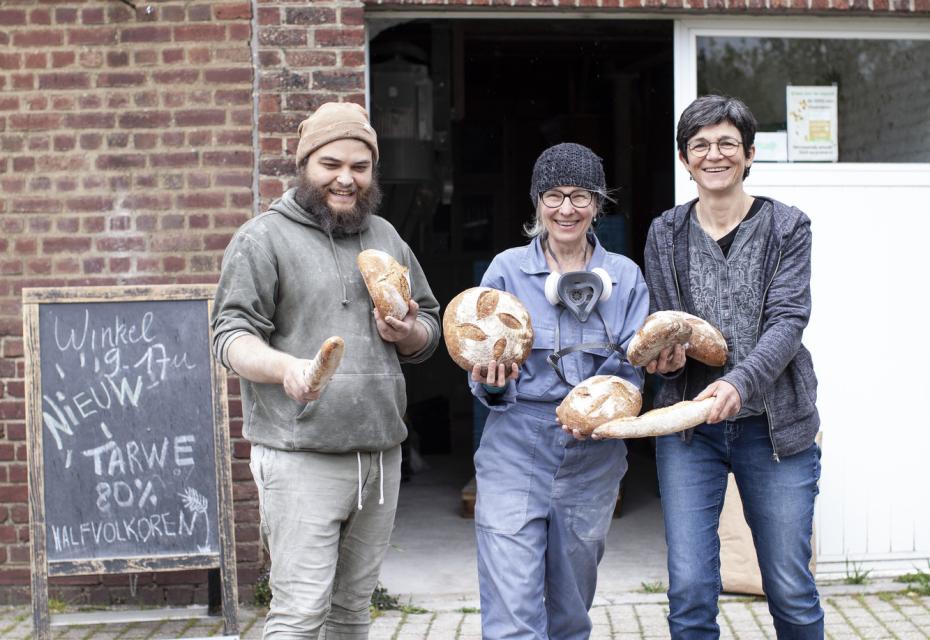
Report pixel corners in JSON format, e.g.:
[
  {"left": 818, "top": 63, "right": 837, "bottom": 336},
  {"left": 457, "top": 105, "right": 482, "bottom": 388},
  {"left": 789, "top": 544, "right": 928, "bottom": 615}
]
[
  {"left": 556, "top": 375, "right": 642, "bottom": 435},
  {"left": 627, "top": 311, "right": 692, "bottom": 367},
  {"left": 593, "top": 398, "right": 715, "bottom": 439},
  {"left": 627, "top": 311, "right": 728, "bottom": 367},
  {"left": 678, "top": 313, "right": 728, "bottom": 366},
  {"left": 305, "top": 336, "right": 345, "bottom": 392},
  {"left": 443, "top": 287, "right": 534, "bottom": 372},
  {"left": 357, "top": 249, "right": 412, "bottom": 320}
]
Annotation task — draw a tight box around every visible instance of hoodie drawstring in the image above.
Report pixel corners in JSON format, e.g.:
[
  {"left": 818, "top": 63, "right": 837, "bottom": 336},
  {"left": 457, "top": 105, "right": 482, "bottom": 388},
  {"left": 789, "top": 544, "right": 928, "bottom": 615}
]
[
  {"left": 356, "top": 452, "right": 363, "bottom": 510},
  {"left": 378, "top": 451, "right": 384, "bottom": 505},
  {"left": 327, "top": 230, "right": 349, "bottom": 306},
  {"left": 355, "top": 451, "right": 385, "bottom": 510}
]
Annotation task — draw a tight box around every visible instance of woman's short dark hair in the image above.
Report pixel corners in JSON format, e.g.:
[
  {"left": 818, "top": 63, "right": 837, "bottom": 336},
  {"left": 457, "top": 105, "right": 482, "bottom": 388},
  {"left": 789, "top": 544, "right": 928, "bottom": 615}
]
[{"left": 676, "top": 95, "right": 757, "bottom": 179}]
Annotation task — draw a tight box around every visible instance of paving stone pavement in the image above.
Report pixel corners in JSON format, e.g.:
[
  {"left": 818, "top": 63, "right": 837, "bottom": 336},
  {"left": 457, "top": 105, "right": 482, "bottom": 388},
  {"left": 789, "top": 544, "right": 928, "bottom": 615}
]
[{"left": 1, "top": 582, "right": 927, "bottom": 639}]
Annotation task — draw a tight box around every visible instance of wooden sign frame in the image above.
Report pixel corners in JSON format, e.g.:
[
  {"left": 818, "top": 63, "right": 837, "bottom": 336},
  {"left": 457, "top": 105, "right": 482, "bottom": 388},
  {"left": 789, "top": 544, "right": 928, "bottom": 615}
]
[{"left": 23, "top": 285, "right": 238, "bottom": 639}]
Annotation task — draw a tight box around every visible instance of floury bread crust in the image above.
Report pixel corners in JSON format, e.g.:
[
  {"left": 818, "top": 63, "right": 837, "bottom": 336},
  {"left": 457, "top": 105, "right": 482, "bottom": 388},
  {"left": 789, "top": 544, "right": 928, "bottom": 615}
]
[
  {"left": 593, "top": 398, "right": 715, "bottom": 439},
  {"left": 357, "top": 249, "right": 412, "bottom": 320},
  {"left": 678, "top": 312, "right": 728, "bottom": 366},
  {"left": 626, "top": 311, "right": 728, "bottom": 367},
  {"left": 443, "top": 287, "right": 534, "bottom": 372},
  {"left": 627, "top": 311, "right": 692, "bottom": 367},
  {"left": 305, "top": 336, "right": 345, "bottom": 392},
  {"left": 556, "top": 375, "right": 642, "bottom": 435}
]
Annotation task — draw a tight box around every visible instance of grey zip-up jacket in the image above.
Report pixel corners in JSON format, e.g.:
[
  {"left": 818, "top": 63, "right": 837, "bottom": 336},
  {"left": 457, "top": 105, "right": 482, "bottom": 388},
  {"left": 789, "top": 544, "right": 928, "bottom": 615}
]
[
  {"left": 644, "top": 197, "right": 819, "bottom": 459},
  {"left": 211, "top": 189, "right": 440, "bottom": 453}
]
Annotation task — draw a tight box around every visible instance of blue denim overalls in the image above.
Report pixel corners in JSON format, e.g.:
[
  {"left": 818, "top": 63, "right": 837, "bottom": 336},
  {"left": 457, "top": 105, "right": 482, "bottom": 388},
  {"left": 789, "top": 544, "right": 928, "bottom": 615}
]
[{"left": 470, "top": 235, "right": 649, "bottom": 639}]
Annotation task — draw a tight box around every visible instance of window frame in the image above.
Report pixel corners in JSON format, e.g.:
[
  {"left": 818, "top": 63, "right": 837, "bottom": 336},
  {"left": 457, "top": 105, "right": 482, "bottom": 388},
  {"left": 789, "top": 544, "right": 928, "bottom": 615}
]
[{"left": 673, "top": 17, "right": 930, "bottom": 199}]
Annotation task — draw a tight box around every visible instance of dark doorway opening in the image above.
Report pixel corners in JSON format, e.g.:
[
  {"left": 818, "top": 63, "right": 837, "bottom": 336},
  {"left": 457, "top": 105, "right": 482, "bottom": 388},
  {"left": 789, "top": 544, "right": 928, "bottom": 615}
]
[{"left": 369, "top": 18, "right": 675, "bottom": 500}]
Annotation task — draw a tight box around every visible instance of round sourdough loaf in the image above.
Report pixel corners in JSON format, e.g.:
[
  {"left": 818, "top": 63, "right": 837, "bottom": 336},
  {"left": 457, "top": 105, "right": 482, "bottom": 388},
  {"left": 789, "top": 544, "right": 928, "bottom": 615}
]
[
  {"left": 556, "top": 375, "right": 642, "bottom": 435},
  {"left": 443, "top": 287, "right": 534, "bottom": 372},
  {"left": 357, "top": 249, "right": 411, "bottom": 320}
]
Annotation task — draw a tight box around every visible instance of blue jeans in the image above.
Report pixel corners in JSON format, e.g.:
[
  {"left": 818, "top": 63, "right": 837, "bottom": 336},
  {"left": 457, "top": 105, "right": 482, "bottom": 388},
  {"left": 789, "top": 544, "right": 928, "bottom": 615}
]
[{"left": 656, "top": 415, "right": 823, "bottom": 640}]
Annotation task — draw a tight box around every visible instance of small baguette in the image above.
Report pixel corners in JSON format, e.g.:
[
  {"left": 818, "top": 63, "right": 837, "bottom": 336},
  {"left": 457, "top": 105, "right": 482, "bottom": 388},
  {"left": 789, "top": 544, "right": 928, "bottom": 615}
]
[
  {"left": 305, "top": 336, "right": 345, "bottom": 392},
  {"left": 592, "top": 398, "right": 715, "bottom": 439}
]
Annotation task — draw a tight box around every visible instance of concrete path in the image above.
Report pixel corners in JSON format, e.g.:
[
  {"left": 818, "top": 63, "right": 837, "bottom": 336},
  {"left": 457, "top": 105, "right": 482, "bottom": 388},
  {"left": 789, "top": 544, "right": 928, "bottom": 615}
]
[{"left": 3, "top": 580, "right": 928, "bottom": 639}]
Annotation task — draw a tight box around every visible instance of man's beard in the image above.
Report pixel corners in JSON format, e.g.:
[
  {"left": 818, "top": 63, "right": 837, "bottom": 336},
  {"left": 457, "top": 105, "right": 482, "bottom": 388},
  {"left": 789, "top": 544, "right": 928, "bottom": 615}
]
[{"left": 293, "top": 174, "right": 382, "bottom": 236}]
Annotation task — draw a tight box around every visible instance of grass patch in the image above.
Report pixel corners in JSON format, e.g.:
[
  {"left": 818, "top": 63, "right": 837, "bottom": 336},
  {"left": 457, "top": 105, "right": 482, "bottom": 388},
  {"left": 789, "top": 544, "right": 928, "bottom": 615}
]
[
  {"left": 48, "top": 598, "right": 68, "bottom": 614},
  {"left": 640, "top": 581, "right": 666, "bottom": 594},
  {"left": 253, "top": 570, "right": 272, "bottom": 608},
  {"left": 370, "top": 584, "right": 429, "bottom": 615},
  {"left": 843, "top": 558, "right": 871, "bottom": 585},
  {"left": 457, "top": 606, "right": 480, "bottom": 614},
  {"left": 894, "top": 562, "right": 930, "bottom": 595}
]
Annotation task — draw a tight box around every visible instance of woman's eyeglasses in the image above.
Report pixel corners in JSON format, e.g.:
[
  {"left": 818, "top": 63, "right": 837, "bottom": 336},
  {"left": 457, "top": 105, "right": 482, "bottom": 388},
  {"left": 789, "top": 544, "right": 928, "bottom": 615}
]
[
  {"left": 540, "top": 190, "right": 593, "bottom": 208},
  {"left": 687, "top": 139, "right": 743, "bottom": 158}
]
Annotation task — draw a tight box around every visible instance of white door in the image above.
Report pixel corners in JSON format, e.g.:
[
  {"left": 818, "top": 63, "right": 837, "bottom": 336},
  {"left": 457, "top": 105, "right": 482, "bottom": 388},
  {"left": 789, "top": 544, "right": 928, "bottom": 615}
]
[{"left": 674, "top": 17, "right": 930, "bottom": 578}]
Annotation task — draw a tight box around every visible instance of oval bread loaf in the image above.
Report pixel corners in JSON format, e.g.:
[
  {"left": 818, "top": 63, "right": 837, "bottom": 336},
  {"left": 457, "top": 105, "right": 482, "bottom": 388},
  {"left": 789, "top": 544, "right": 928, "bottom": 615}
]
[
  {"left": 627, "top": 311, "right": 727, "bottom": 367},
  {"left": 357, "top": 249, "right": 411, "bottom": 320},
  {"left": 556, "top": 375, "right": 642, "bottom": 435},
  {"left": 627, "top": 311, "right": 692, "bottom": 367},
  {"left": 443, "top": 287, "right": 534, "bottom": 372},
  {"left": 592, "top": 398, "right": 715, "bottom": 439},
  {"left": 678, "top": 312, "right": 728, "bottom": 366},
  {"left": 305, "top": 336, "right": 345, "bottom": 392}
]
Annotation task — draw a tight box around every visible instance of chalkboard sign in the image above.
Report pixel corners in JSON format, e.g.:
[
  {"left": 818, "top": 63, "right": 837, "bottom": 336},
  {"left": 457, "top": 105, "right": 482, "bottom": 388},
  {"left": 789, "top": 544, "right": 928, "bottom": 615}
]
[{"left": 24, "top": 286, "right": 238, "bottom": 639}]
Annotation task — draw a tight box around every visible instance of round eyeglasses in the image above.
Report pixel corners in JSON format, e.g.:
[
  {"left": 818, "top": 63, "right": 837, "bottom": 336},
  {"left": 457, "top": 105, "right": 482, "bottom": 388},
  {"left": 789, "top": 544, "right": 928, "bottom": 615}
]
[
  {"left": 540, "top": 190, "right": 593, "bottom": 208},
  {"left": 687, "top": 139, "right": 743, "bottom": 158}
]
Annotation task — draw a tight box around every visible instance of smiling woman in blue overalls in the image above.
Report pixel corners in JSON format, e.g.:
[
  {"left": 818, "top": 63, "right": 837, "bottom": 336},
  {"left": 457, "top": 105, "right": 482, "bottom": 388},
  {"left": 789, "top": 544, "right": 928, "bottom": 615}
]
[{"left": 468, "top": 143, "right": 649, "bottom": 639}]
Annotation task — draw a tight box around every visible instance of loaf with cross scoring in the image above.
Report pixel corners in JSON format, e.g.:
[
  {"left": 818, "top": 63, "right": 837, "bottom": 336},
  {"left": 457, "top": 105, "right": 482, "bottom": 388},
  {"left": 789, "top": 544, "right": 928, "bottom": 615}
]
[
  {"left": 443, "top": 287, "right": 534, "bottom": 372},
  {"left": 556, "top": 375, "right": 642, "bottom": 435},
  {"left": 357, "top": 249, "right": 412, "bottom": 321},
  {"left": 627, "top": 311, "right": 727, "bottom": 367}
]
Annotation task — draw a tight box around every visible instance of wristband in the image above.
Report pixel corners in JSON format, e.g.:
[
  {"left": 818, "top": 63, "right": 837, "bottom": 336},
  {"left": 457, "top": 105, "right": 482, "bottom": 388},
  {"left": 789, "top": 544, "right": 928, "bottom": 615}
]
[{"left": 482, "top": 383, "right": 506, "bottom": 395}]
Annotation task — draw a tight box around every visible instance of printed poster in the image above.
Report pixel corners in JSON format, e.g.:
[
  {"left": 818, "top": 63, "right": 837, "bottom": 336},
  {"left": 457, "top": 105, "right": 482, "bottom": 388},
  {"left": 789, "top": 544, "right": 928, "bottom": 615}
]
[{"left": 787, "top": 85, "right": 838, "bottom": 162}]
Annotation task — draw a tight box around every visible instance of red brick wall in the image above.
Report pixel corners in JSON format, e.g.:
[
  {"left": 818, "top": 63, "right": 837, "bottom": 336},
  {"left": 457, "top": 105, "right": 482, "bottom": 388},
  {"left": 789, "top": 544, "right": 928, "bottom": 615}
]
[
  {"left": 1, "top": 0, "right": 928, "bottom": 609},
  {"left": 0, "top": 0, "right": 255, "bottom": 606},
  {"left": 254, "top": 0, "right": 366, "bottom": 212}
]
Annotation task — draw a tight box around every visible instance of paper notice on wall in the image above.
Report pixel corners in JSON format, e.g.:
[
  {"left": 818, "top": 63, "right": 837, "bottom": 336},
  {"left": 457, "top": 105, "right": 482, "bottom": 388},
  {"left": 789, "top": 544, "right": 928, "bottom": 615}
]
[
  {"left": 787, "top": 85, "right": 838, "bottom": 162},
  {"left": 754, "top": 131, "right": 788, "bottom": 162}
]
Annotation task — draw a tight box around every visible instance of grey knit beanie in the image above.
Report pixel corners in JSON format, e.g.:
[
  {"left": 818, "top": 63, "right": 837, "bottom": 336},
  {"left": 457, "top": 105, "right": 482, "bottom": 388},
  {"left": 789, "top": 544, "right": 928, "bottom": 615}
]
[{"left": 529, "top": 142, "right": 605, "bottom": 205}]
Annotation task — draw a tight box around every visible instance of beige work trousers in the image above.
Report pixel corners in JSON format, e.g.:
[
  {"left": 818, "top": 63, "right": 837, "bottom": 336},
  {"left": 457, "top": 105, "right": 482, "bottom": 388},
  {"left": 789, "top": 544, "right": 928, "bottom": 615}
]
[{"left": 250, "top": 444, "right": 401, "bottom": 639}]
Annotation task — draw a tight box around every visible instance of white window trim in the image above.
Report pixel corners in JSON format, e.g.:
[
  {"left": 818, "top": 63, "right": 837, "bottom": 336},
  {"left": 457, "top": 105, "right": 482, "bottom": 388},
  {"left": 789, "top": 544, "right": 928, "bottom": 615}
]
[{"left": 673, "top": 17, "right": 930, "bottom": 198}]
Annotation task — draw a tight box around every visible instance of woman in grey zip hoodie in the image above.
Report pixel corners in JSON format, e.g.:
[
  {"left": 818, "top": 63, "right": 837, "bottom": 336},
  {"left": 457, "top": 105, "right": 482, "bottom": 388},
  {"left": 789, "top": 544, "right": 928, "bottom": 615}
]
[{"left": 643, "top": 95, "right": 823, "bottom": 639}]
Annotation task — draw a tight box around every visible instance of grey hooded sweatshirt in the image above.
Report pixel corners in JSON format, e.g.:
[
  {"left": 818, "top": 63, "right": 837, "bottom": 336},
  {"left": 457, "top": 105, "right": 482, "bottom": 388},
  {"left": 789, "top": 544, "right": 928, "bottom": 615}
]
[
  {"left": 211, "top": 189, "right": 440, "bottom": 453},
  {"left": 644, "top": 197, "right": 819, "bottom": 459}
]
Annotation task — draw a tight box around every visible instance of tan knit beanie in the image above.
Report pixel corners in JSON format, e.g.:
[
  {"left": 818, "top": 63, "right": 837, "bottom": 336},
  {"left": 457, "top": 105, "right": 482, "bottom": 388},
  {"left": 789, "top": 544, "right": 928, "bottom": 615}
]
[{"left": 295, "top": 102, "right": 379, "bottom": 168}]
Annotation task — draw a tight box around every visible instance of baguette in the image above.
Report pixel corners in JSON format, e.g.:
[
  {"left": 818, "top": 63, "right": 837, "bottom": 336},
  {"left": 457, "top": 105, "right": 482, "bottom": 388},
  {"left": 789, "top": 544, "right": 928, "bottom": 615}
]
[
  {"left": 305, "top": 336, "right": 345, "bottom": 392},
  {"left": 592, "top": 398, "right": 715, "bottom": 439},
  {"left": 357, "top": 249, "right": 412, "bottom": 320}
]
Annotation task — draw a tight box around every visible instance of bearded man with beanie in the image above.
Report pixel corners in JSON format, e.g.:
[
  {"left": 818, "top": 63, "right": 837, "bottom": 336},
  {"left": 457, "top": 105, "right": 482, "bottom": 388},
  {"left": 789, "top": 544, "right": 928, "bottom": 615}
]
[
  {"left": 467, "top": 143, "right": 649, "bottom": 638},
  {"left": 212, "top": 102, "right": 440, "bottom": 639}
]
